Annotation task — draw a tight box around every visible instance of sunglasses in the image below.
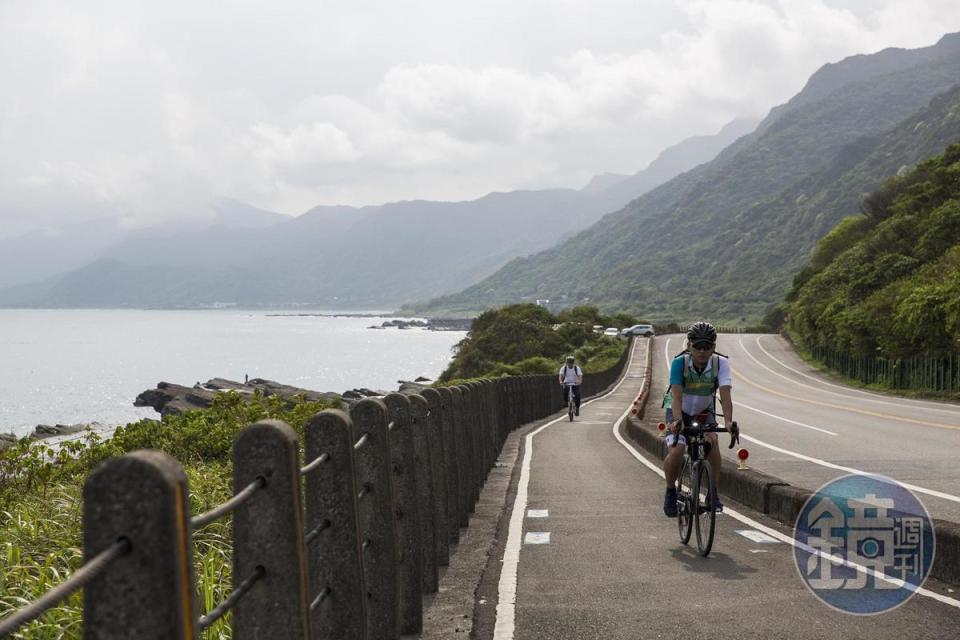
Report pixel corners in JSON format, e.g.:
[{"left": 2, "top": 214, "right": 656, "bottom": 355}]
[{"left": 691, "top": 342, "right": 715, "bottom": 351}]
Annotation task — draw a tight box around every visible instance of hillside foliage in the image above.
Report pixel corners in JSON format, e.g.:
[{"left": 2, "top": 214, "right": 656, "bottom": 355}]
[
  {"left": 786, "top": 143, "right": 960, "bottom": 356},
  {"left": 437, "top": 304, "right": 635, "bottom": 381}
]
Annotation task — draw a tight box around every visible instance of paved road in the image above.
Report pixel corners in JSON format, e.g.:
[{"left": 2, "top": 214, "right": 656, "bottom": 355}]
[
  {"left": 491, "top": 337, "right": 960, "bottom": 640},
  {"left": 652, "top": 334, "right": 960, "bottom": 522}
]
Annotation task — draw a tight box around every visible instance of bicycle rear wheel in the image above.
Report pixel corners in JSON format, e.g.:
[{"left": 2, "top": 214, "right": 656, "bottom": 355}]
[
  {"left": 694, "top": 459, "right": 716, "bottom": 557},
  {"left": 676, "top": 457, "right": 693, "bottom": 544}
]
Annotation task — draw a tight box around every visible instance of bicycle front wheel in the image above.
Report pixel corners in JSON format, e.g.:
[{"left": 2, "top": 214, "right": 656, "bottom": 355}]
[
  {"left": 694, "top": 459, "right": 716, "bottom": 557},
  {"left": 568, "top": 397, "right": 575, "bottom": 421},
  {"left": 676, "top": 457, "right": 693, "bottom": 544}
]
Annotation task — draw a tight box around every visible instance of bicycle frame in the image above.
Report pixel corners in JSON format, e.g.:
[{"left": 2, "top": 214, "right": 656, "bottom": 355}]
[{"left": 671, "top": 417, "right": 739, "bottom": 557}]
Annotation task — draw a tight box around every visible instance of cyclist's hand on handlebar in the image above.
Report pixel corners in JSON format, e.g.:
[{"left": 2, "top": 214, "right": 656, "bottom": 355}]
[
  {"left": 669, "top": 419, "right": 682, "bottom": 446},
  {"left": 728, "top": 421, "right": 740, "bottom": 449}
]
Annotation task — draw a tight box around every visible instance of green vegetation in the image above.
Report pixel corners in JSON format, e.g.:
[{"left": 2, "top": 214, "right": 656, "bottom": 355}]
[
  {"left": 438, "top": 304, "right": 635, "bottom": 381},
  {"left": 0, "top": 392, "right": 339, "bottom": 639},
  {"left": 786, "top": 142, "right": 960, "bottom": 357},
  {"left": 411, "top": 37, "right": 960, "bottom": 324}
]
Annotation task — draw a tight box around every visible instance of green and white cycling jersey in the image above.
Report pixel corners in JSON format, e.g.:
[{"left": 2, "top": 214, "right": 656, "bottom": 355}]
[{"left": 662, "top": 353, "right": 732, "bottom": 417}]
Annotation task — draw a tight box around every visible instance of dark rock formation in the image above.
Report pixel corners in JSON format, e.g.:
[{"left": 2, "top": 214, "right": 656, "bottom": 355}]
[
  {"left": 134, "top": 382, "right": 218, "bottom": 416},
  {"left": 135, "top": 378, "right": 347, "bottom": 417},
  {"left": 341, "top": 387, "right": 386, "bottom": 400},
  {"left": 33, "top": 422, "right": 105, "bottom": 439}
]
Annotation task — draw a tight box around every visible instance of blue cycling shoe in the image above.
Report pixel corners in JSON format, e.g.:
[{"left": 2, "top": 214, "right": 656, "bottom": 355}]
[
  {"left": 712, "top": 497, "right": 724, "bottom": 513},
  {"left": 663, "top": 487, "right": 678, "bottom": 517}
]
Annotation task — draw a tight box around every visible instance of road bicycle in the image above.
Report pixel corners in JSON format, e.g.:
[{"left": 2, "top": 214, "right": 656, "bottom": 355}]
[
  {"left": 667, "top": 416, "right": 739, "bottom": 557},
  {"left": 564, "top": 383, "right": 578, "bottom": 421}
]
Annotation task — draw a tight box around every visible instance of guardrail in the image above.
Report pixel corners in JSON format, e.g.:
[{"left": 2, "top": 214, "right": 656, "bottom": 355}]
[
  {"left": 0, "top": 340, "right": 632, "bottom": 639},
  {"left": 810, "top": 345, "right": 960, "bottom": 393}
]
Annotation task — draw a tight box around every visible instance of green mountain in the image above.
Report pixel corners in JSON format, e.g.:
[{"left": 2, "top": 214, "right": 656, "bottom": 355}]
[
  {"left": 786, "top": 142, "right": 960, "bottom": 357},
  {"left": 410, "top": 34, "right": 960, "bottom": 323}
]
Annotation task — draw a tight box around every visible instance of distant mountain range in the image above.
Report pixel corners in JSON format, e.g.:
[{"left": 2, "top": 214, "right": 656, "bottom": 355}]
[
  {"left": 0, "top": 118, "right": 754, "bottom": 308},
  {"left": 410, "top": 33, "right": 960, "bottom": 323}
]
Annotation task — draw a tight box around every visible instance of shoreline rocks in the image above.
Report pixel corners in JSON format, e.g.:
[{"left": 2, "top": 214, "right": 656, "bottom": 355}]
[
  {"left": 370, "top": 317, "right": 473, "bottom": 331},
  {"left": 3, "top": 373, "right": 439, "bottom": 446},
  {"left": 134, "top": 377, "right": 396, "bottom": 417}
]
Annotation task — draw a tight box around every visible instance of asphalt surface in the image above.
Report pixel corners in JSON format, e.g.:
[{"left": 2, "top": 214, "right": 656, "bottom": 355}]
[
  {"left": 492, "top": 337, "right": 960, "bottom": 640},
  {"left": 652, "top": 334, "right": 960, "bottom": 523}
]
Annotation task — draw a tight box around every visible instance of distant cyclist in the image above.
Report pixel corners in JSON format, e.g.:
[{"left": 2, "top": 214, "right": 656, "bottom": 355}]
[
  {"left": 558, "top": 355, "right": 583, "bottom": 416},
  {"left": 662, "top": 321, "right": 734, "bottom": 516}
]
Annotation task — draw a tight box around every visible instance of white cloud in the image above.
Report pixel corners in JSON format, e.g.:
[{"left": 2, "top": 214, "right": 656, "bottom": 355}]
[{"left": 1, "top": 0, "right": 959, "bottom": 230}]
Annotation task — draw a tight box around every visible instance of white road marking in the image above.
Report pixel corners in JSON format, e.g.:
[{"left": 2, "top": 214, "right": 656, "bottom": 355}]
[
  {"left": 493, "top": 339, "right": 642, "bottom": 640},
  {"left": 664, "top": 336, "right": 960, "bottom": 505},
  {"left": 524, "top": 532, "right": 551, "bottom": 544},
  {"left": 527, "top": 509, "right": 549, "bottom": 518},
  {"left": 752, "top": 336, "right": 960, "bottom": 416},
  {"left": 735, "top": 399, "right": 838, "bottom": 436},
  {"left": 611, "top": 418, "right": 960, "bottom": 610},
  {"left": 736, "top": 529, "right": 781, "bottom": 543}
]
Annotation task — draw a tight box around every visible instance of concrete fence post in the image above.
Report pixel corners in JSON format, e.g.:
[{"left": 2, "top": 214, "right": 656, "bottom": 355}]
[
  {"left": 509, "top": 378, "right": 520, "bottom": 431},
  {"left": 382, "top": 393, "right": 424, "bottom": 635},
  {"left": 523, "top": 378, "right": 534, "bottom": 424},
  {"left": 83, "top": 451, "right": 198, "bottom": 640},
  {"left": 437, "top": 386, "right": 463, "bottom": 542},
  {"left": 232, "top": 420, "right": 311, "bottom": 640},
  {"left": 421, "top": 388, "right": 452, "bottom": 565},
  {"left": 482, "top": 380, "right": 495, "bottom": 454},
  {"left": 406, "top": 394, "right": 439, "bottom": 594},
  {"left": 450, "top": 386, "right": 473, "bottom": 525},
  {"left": 350, "top": 398, "right": 400, "bottom": 640},
  {"left": 466, "top": 384, "right": 483, "bottom": 500},
  {"left": 470, "top": 382, "right": 490, "bottom": 482},
  {"left": 303, "top": 410, "right": 366, "bottom": 640}
]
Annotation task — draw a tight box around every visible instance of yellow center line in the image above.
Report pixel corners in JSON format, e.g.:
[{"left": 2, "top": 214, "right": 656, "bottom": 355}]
[{"left": 734, "top": 369, "right": 960, "bottom": 431}]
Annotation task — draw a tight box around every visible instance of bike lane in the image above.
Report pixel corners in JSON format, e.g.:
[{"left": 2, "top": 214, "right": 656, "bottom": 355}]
[{"left": 491, "top": 339, "right": 960, "bottom": 640}]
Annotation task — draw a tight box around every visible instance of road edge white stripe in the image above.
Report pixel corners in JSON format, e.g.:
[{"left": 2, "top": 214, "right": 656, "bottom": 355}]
[{"left": 493, "top": 339, "right": 642, "bottom": 639}]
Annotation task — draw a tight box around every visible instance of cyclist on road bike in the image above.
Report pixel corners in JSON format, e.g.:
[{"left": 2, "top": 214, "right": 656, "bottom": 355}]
[
  {"left": 558, "top": 355, "right": 583, "bottom": 416},
  {"left": 662, "top": 321, "right": 734, "bottom": 517}
]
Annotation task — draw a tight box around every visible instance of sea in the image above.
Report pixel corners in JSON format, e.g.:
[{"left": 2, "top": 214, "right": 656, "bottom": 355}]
[{"left": 0, "top": 309, "right": 466, "bottom": 437}]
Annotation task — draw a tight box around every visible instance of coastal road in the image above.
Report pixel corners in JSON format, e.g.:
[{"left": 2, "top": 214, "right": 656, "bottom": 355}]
[
  {"left": 652, "top": 334, "right": 960, "bottom": 523},
  {"left": 488, "top": 337, "right": 960, "bottom": 640}
]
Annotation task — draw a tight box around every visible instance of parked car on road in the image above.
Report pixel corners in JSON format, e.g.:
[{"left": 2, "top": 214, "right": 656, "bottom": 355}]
[
  {"left": 621, "top": 324, "right": 655, "bottom": 337},
  {"left": 603, "top": 327, "right": 620, "bottom": 337}
]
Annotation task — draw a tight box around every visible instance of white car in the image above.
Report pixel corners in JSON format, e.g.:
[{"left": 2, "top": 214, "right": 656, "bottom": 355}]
[
  {"left": 622, "top": 324, "right": 655, "bottom": 337},
  {"left": 603, "top": 327, "right": 620, "bottom": 337}
]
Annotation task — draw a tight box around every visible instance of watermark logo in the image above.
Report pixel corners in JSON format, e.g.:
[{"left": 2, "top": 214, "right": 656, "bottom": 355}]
[{"left": 792, "top": 474, "right": 935, "bottom": 615}]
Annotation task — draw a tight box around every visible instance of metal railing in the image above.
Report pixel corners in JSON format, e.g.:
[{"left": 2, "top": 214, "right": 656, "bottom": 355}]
[
  {"left": 811, "top": 346, "right": 960, "bottom": 393},
  {"left": 0, "top": 340, "right": 634, "bottom": 639}
]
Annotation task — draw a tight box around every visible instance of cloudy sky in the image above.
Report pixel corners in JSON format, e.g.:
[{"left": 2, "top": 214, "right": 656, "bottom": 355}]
[{"left": 2, "top": 1, "right": 959, "bottom": 233}]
